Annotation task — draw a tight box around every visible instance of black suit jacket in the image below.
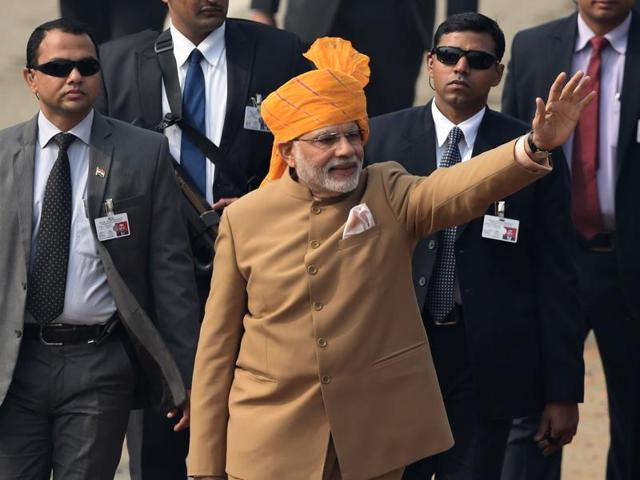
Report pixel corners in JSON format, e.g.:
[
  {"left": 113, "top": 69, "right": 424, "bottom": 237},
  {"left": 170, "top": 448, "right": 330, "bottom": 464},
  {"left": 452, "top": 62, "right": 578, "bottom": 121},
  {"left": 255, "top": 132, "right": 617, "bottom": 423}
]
[
  {"left": 365, "top": 104, "right": 584, "bottom": 419},
  {"left": 502, "top": 10, "right": 640, "bottom": 317},
  {"left": 96, "top": 19, "right": 310, "bottom": 198}
]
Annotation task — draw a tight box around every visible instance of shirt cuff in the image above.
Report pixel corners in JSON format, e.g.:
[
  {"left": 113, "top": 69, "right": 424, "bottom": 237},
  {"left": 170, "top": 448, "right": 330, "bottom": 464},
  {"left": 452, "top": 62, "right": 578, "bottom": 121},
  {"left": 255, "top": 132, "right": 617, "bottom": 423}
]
[{"left": 514, "top": 135, "right": 552, "bottom": 173}]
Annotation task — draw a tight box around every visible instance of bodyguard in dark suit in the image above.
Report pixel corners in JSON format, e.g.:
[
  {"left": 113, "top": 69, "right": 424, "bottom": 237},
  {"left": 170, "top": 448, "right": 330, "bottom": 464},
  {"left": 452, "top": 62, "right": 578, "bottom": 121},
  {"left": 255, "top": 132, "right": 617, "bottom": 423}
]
[
  {"left": 96, "top": 0, "right": 309, "bottom": 477},
  {"left": 250, "top": 0, "right": 434, "bottom": 116},
  {"left": 0, "top": 18, "right": 199, "bottom": 479},
  {"left": 366, "top": 13, "right": 584, "bottom": 479},
  {"left": 502, "top": 2, "right": 640, "bottom": 479}
]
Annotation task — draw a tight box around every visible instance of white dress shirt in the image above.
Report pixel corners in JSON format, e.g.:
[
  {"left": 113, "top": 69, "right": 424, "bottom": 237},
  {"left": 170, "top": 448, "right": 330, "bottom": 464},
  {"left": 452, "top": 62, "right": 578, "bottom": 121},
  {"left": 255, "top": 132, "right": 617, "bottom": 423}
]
[
  {"left": 564, "top": 12, "right": 631, "bottom": 231},
  {"left": 162, "top": 22, "right": 228, "bottom": 205},
  {"left": 31, "top": 110, "right": 116, "bottom": 325},
  {"left": 432, "top": 101, "right": 486, "bottom": 166}
]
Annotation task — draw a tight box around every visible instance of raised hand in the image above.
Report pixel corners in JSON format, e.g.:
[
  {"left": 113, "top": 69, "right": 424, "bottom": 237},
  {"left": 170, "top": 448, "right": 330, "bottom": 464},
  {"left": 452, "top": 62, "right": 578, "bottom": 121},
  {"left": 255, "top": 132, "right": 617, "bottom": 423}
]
[{"left": 531, "top": 71, "right": 596, "bottom": 151}]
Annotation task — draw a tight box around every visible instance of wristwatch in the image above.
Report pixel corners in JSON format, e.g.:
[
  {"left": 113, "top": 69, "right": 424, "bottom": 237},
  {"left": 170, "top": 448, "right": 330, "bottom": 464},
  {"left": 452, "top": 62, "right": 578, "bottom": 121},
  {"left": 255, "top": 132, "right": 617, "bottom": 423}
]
[{"left": 526, "top": 131, "right": 551, "bottom": 163}]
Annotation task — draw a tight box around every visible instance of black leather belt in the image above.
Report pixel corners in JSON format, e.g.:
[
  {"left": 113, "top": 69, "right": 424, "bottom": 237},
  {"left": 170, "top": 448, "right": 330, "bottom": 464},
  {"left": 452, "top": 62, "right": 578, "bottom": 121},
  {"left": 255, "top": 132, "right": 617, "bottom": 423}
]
[
  {"left": 578, "top": 232, "right": 615, "bottom": 252},
  {"left": 24, "top": 315, "right": 121, "bottom": 346},
  {"left": 425, "top": 304, "right": 464, "bottom": 327}
]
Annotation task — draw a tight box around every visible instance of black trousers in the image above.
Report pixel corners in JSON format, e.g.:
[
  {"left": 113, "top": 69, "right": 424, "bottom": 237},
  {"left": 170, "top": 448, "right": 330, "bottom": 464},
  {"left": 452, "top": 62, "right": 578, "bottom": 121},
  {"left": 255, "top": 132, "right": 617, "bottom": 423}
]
[
  {"left": 502, "top": 246, "right": 640, "bottom": 480},
  {"left": 127, "top": 408, "right": 189, "bottom": 480},
  {"left": 403, "top": 322, "right": 511, "bottom": 480},
  {"left": 59, "top": 0, "right": 167, "bottom": 44},
  {"left": 0, "top": 332, "right": 135, "bottom": 480}
]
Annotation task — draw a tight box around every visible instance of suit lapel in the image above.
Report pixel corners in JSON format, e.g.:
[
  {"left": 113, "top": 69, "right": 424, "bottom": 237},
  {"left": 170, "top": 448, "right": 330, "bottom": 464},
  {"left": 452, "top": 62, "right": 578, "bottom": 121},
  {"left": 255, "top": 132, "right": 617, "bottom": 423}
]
[
  {"left": 138, "top": 41, "right": 165, "bottom": 128},
  {"left": 617, "top": 10, "right": 640, "bottom": 176},
  {"left": 549, "top": 13, "right": 578, "bottom": 94},
  {"left": 406, "top": 103, "right": 437, "bottom": 177},
  {"left": 220, "top": 20, "right": 255, "bottom": 155},
  {"left": 14, "top": 116, "right": 38, "bottom": 268},
  {"left": 87, "top": 113, "right": 115, "bottom": 219}
]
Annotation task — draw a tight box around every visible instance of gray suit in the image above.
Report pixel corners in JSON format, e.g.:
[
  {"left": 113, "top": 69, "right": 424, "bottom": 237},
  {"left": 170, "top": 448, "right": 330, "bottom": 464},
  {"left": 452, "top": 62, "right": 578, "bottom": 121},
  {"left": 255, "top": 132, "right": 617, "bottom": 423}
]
[{"left": 0, "top": 111, "right": 200, "bottom": 477}]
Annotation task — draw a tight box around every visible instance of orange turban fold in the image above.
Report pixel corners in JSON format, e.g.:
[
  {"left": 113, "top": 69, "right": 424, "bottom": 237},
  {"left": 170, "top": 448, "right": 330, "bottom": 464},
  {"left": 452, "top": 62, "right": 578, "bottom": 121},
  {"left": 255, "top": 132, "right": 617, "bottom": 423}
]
[{"left": 260, "top": 37, "right": 371, "bottom": 186}]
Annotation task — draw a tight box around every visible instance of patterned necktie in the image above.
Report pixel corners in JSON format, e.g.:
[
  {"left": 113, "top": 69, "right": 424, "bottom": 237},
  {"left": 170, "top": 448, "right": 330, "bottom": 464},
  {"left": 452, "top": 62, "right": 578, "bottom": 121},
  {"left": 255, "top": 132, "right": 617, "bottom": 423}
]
[
  {"left": 572, "top": 36, "right": 608, "bottom": 239},
  {"left": 427, "top": 126, "right": 464, "bottom": 321},
  {"left": 27, "top": 132, "right": 76, "bottom": 324},
  {"left": 181, "top": 48, "right": 207, "bottom": 196}
]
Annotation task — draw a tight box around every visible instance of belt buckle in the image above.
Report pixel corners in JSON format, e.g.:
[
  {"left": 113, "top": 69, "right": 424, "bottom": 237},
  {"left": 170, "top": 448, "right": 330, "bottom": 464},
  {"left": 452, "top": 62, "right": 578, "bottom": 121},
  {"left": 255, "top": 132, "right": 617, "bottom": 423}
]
[{"left": 39, "top": 323, "right": 64, "bottom": 346}]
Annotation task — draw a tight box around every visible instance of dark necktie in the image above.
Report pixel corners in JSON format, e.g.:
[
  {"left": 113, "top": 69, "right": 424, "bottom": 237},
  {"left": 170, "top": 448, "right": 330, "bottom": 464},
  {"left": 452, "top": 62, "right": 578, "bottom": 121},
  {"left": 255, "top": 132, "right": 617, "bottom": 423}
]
[
  {"left": 181, "top": 48, "right": 207, "bottom": 196},
  {"left": 427, "top": 126, "right": 464, "bottom": 321},
  {"left": 572, "top": 36, "right": 608, "bottom": 239},
  {"left": 27, "top": 132, "right": 76, "bottom": 324}
]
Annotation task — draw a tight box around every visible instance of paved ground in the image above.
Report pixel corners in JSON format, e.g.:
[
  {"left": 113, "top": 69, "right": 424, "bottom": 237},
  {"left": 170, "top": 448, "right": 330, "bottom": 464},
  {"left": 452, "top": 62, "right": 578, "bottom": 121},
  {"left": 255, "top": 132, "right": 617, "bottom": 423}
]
[{"left": 2, "top": 1, "right": 609, "bottom": 479}]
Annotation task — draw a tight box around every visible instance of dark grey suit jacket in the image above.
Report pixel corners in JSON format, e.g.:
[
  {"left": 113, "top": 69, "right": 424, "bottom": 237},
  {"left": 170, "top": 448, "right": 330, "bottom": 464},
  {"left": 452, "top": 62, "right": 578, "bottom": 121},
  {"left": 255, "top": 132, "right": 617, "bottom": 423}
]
[
  {"left": 0, "top": 112, "right": 200, "bottom": 410},
  {"left": 502, "top": 9, "right": 640, "bottom": 317},
  {"left": 366, "top": 104, "right": 584, "bottom": 418}
]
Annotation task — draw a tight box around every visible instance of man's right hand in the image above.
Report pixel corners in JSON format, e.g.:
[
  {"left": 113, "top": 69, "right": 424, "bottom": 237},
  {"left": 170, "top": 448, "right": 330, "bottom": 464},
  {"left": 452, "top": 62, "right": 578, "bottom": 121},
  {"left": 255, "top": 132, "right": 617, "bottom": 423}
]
[
  {"left": 250, "top": 10, "right": 276, "bottom": 26},
  {"left": 531, "top": 70, "right": 596, "bottom": 151}
]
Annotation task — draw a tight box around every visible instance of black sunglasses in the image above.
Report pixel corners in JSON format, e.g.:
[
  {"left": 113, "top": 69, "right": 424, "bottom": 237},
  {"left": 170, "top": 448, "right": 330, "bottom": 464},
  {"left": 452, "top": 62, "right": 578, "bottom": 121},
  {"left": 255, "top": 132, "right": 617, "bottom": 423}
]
[
  {"left": 30, "top": 58, "right": 101, "bottom": 78},
  {"left": 433, "top": 46, "right": 497, "bottom": 70}
]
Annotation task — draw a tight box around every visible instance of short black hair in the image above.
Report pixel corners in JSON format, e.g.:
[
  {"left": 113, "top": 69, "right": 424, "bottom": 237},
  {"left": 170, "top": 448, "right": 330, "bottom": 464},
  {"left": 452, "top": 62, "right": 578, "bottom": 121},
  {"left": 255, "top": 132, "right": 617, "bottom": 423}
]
[
  {"left": 433, "top": 13, "right": 506, "bottom": 62},
  {"left": 26, "top": 18, "right": 99, "bottom": 68}
]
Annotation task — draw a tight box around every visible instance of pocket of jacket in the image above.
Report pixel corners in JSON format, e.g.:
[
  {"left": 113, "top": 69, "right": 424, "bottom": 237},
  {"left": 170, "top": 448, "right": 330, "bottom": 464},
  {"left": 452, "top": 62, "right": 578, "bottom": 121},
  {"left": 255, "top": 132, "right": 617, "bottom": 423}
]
[
  {"left": 372, "top": 341, "right": 426, "bottom": 369},
  {"left": 338, "top": 224, "right": 381, "bottom": 251},
  {"left": 113, "top": 194, "right": 144, "bottom": 212}
]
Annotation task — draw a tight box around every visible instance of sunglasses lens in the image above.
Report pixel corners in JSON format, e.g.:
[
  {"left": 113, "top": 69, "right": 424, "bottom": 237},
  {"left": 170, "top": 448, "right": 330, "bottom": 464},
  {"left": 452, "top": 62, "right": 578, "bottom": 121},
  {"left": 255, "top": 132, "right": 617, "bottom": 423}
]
[
  {"left": 39, "top": 61, "right": 74, "bottom": 77},
  {"left": 33, "top": 58, "right": 100, "bottom": 77},
  {"left": 435, "top": 47, "right": 463, "bottom": 65},
  {"left": 466, "top": 52, "right": 496, "bottom": 69},
  {"left": 76, "top": 59, "right": 101, "bottom": 76}
]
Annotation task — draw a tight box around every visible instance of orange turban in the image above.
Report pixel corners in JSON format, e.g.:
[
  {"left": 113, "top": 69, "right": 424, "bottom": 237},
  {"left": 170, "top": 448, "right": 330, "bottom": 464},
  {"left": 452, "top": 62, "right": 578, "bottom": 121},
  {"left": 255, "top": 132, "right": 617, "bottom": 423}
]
[{"left": 260, "top": 37, "right": 371, "bottom": 186}]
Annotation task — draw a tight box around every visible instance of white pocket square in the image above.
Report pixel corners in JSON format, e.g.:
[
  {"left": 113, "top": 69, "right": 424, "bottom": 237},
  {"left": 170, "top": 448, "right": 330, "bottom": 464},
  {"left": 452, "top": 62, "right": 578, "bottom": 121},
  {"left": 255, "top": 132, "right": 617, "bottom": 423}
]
[{"left": 342, "top": 203, "right": 376, "bottom": 239}]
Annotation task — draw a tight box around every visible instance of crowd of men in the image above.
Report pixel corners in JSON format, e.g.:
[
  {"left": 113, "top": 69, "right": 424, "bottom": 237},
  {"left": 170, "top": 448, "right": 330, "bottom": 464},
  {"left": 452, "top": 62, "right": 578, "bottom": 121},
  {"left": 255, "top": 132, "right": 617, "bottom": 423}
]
[{"left": 0, "top": 1, "right": 638, "bottom": 479}]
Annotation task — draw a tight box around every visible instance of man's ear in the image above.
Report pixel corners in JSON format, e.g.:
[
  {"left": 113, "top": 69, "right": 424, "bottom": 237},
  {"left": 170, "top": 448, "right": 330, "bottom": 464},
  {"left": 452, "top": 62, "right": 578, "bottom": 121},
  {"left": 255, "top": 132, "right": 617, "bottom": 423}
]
[
  {"left": 493, "top": 63, "right": 505, "bottom": 87},
  {"left": 23, "top": 67, "right": 38, "bottom": 94},
  {"left": 426, "top": 52, "right": 435, "bottom": 79},
  {"left": 278, "top": 142, "right": 296, "bottom": 168}
]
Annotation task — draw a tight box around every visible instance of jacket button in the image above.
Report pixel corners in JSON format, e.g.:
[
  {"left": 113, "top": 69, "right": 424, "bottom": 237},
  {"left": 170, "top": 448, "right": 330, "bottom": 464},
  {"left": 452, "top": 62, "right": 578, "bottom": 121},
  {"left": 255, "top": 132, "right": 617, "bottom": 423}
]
[
  {"left": 311, "top": 205, "right": 322, "bottom": 215},
  {"left": 317, "top": 338, "right": 328, "bottom": 348},
  {"left": 307, "top": 265, "right": 318, "bottom": 275},
  {"left": 428, "top": 240, "right": 436, "bottom": 250},
  {"left": 321, "top": 375, "right": 332, "bottom": 384},
  {"left": 313, "top": 302, "right": 324, "bottom": 311},
  {"left": 418, "top": 276, "right": 426, "bottom": 287},
  {"left": 14, "top": 330, "right": 22, "bottom": 338},
  {"left": 310, "top": 240, "right": 320, "bottom": 249}
]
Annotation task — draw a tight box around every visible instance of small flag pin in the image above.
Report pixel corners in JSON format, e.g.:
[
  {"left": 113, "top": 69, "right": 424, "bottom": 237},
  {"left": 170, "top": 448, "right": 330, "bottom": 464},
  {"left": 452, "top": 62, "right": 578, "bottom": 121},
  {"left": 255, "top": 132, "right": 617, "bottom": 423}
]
[{"left": 95, "top": 167, "right": 105, "bottom": 178}]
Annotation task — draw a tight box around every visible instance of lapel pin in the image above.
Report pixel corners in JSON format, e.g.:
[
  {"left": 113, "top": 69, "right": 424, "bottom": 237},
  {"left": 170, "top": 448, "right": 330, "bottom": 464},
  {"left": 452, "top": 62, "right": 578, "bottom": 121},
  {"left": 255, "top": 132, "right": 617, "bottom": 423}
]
[{"left": 95, "top": 167, "right": 106, "bottom": 178}]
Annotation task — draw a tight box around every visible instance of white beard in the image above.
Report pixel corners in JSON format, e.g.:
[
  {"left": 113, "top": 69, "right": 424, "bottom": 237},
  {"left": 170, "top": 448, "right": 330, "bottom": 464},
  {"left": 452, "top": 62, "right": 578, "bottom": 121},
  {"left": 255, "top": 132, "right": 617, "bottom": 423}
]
[{"left": 294, "top": 152, "right": 363, "bottom": 196}]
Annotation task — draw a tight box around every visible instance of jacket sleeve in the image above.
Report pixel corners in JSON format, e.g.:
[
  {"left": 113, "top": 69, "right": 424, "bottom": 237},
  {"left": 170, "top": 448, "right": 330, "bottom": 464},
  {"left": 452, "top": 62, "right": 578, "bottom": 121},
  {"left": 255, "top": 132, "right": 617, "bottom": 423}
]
[
  {"left": 148, "top": 138, "right": 201, "bottom": 386},
  {"left": 532, "top": 149, "right": 585, "bottom": 402},
  {"left": 382, "top": 140, "right": 550, "bottom": 240},
  {"left": 188, "top": 211, "right": 247, "bottom": 477}
]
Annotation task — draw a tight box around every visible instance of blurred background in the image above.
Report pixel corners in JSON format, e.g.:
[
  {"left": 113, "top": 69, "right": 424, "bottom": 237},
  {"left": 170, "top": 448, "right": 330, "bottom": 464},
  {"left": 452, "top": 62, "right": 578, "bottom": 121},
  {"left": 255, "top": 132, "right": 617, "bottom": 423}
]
[{"left": 0, "top": 1, "right": 608, "bottom": 479}]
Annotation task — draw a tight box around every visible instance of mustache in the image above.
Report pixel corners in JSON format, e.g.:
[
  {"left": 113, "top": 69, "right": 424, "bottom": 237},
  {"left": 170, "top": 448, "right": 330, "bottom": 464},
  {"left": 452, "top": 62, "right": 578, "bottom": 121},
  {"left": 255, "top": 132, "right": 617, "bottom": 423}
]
[{"left": 325, "top": 156, "right": 361, "bottom": 170}]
